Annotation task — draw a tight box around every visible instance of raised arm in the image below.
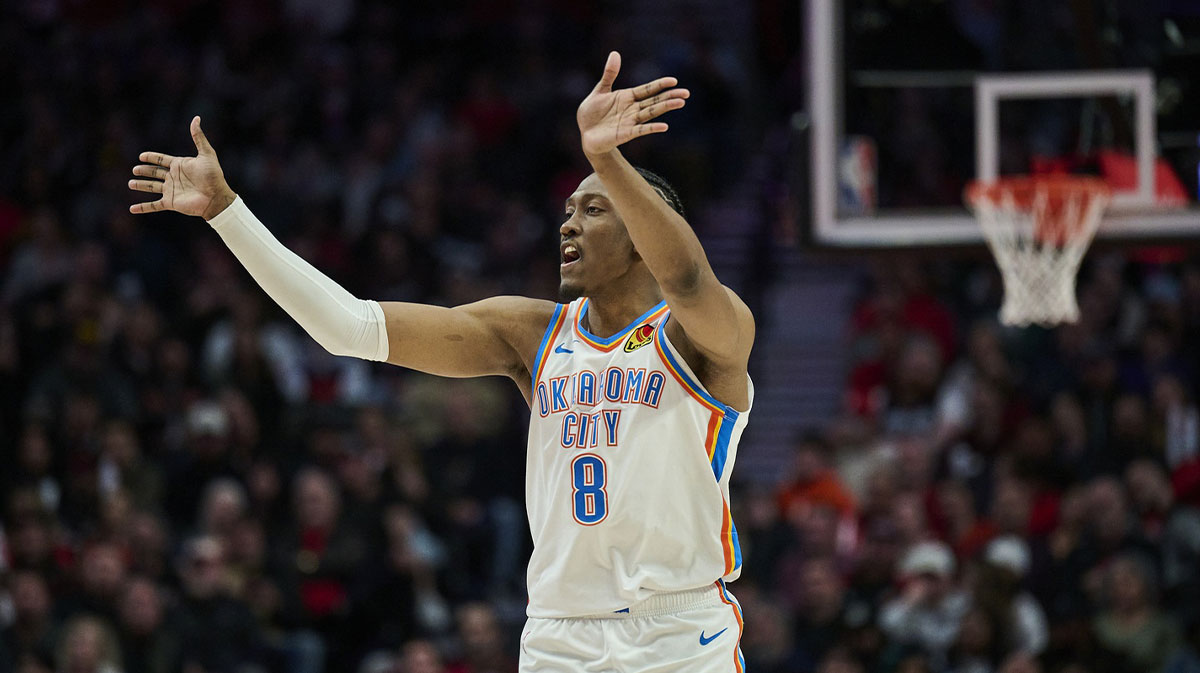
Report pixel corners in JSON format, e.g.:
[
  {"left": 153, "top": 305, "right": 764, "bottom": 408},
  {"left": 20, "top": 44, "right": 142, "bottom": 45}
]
[
  {"left": 576, "top": 53, "right": 754, "bottom": 366},
  {"left": 129, "top": 117, "right": 552, "bottom": 400}
]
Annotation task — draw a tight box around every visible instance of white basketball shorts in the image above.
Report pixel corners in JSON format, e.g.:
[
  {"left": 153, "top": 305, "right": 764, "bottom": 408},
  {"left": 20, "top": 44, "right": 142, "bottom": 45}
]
[{"left": 519, "top": 581, "right": 745, "bottom": 673}]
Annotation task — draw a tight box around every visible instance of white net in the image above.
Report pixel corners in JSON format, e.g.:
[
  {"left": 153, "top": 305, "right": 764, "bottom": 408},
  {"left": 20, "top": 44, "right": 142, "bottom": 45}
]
[{"left": 967, "top": 178, "right": 1111, "bottom": 327}]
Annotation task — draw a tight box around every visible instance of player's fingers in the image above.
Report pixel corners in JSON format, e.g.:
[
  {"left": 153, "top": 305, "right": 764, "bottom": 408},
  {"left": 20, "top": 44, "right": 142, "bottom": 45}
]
[
  {"left": 129, "top": 199, "right": 165, "bottom": 214},
  {"left": 638, "top": 88, "right": 690, "bottom": 110},
  {"left": 128, "top": 179, "right": 165, "bottom": 194},
  {"left": 634, "top": 122, "right": 669, "bottom": 137},
  {"left": 636, "top": 99, "right": 687, "bottom": 123},
  {"left": 139, "top": 151, "right": 177, "bottom": 167},
  {"left": 632, "top": 77, "right": 679, "bottom": 101},
  {"left": 132, "top": 164, "right": 169, "bottom": 180},
  {"left": 595, "top": 51, "right": 621, "bottom": 93},
  {"left": 191, "top": 116, "right": 215, "bottom": 156}
]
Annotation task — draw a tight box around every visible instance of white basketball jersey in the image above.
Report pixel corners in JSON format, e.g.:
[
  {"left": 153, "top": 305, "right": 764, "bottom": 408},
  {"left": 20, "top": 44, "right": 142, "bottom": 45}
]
[{"left": 525, "top": 298, "right": 751, "bottom": 618}]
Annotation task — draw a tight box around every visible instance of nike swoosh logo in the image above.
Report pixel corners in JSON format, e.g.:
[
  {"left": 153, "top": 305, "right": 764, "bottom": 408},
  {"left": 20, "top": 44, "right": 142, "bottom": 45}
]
[
  {"left": 699, "top": 628, "right": 728, "bottom": 646},
  {"left": 554, "top": 344, "right": 574, "bottom": 354}
]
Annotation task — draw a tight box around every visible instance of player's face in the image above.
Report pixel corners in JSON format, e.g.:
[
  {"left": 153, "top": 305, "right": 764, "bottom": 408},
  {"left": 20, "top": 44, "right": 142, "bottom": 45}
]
[{"left": 558, "top": 173, "right": 638, "bottom": 302}]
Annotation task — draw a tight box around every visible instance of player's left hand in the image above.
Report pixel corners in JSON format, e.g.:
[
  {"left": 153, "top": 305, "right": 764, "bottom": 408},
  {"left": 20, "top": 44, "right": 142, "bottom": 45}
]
[{"left": 577, "top": 51, "right": 689, "bottom": 156}]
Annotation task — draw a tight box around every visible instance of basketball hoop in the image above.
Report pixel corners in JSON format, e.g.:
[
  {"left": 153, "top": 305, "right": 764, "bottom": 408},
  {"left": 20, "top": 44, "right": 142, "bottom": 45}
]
[{"left": 965, "top": 176, "right": 1111, "bottom": 327}]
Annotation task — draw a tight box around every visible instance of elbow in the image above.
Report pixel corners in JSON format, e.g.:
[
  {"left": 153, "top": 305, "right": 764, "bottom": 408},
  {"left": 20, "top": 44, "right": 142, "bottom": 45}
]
[
  {"left": 314, "top": 333, "right": 356, "bottom": 359},
  {"left": 312, "top": 314, "right": 386, "bottom": 361},
  {"left": 312, "top": 300, "right": 389, "bottom": 361},
  {"left": 320, "top": 335, "right": 383, "bottom": 361}
]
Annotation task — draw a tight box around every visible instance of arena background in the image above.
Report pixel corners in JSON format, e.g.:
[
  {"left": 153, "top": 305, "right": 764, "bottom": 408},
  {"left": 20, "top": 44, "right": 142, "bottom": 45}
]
[{"left": 1, "top": 2, "right": 1199, "bottom": 673}]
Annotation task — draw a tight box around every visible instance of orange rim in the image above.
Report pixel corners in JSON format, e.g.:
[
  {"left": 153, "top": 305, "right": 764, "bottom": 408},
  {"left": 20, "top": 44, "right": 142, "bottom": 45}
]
[
  {"left": 965, "top": 175, "right": 1111, "bottom": 209},
  {"left": 965, "top": 176, "right": 1111, "bottom": 245}
]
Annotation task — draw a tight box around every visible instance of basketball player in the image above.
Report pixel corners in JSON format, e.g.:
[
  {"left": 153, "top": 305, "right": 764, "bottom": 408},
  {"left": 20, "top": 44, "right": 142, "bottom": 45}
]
[{"left": 129, "top": 52, "right": 754, "bottom": 672}]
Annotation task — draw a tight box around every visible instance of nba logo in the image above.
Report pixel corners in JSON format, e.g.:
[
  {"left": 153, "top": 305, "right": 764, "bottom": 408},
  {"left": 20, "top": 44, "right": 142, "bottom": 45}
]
[{"left": 838, "top": 136, "right": 877, "bottom": 216}]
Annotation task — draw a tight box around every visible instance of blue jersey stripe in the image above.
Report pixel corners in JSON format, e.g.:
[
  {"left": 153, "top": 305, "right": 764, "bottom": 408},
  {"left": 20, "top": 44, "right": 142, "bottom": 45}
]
[
  {"left": 531, "top": 303, "right": 565, "bottom": 389},
  {"left": 576, "top": 298, "right": 668, "bottom": 346},
  {"left": 652, "top": 316, "right": 739, "bottom": 420},
  {"left": 730, "top": 519, "right": 742, "bottom": 571},
  {"left": 654, "top": 311, "right": 744, "bottom": 572},
  {"left": 710, "top": 412, "right": 737, "bottom": 481}
]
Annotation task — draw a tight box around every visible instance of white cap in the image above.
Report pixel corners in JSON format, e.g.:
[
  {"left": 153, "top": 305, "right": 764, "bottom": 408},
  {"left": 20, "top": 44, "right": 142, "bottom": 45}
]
[
  {"left": 899, "top": 541, "right": 956, "bottom": 577},
  {"left": 985, "top": 535, "right": 1030, "bottom": 576}
]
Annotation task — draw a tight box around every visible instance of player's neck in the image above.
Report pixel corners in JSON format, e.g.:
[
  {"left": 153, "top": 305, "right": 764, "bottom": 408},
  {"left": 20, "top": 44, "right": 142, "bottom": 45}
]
[{"left": 583, "top": 283, "right": 665, "bottom": 338}]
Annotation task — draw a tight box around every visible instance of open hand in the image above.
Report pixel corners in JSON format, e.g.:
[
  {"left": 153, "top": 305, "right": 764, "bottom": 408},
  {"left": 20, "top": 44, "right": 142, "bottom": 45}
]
[
  {"left": 576, "top": 51, "right": 689, "bottom": 156},
  {"left": 129, "top": 116, "right": 237, "bottom": 220}
]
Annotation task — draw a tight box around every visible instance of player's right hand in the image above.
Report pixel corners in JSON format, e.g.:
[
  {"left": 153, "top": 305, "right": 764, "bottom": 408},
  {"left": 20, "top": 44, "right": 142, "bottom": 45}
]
[{"left": 129, "top": 116, "right": 237, "bottom": 220}]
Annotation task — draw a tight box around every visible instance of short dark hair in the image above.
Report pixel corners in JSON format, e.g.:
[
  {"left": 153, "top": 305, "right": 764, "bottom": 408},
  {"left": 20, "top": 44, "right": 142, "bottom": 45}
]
[{"left": 634, "top": 167, "right": 686, "bottom": 220}]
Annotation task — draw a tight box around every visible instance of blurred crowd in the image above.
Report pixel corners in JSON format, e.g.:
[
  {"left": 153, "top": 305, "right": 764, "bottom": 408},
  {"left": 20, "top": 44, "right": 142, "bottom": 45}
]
[
  {"left": 0, "top": 1, "right": 753, "bottom": 673},
  {"left": 736, "top": 256, "right": 1200, "bottom": 673}
]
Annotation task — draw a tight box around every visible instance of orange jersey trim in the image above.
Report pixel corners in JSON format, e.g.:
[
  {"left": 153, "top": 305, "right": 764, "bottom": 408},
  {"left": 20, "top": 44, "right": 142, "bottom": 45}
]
[
  {"left": 652, "top": 330, "right": 725, "bottom": 416},
  {"left": 573, "top": 299, "right": 670, "bottom": 352},
  {"left": 532, "top": 306, "right": 568, "bottom": 386},
  {"left": 717, "top": 581, "right": 745, "bottom": 673}
]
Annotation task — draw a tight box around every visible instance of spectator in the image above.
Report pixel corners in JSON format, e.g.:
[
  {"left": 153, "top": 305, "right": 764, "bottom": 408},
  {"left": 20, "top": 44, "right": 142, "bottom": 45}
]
[
  {"left": 196, "top": 478, "right": 249, "bottom": 544},
  {"left": 989, "top": 478, "right": 1034, "bottom": 540},
  {"left": 1092, "top": 554, "right": 1183, "bottom": 673},
  {"left": 201, "top": 288, "right": 305, "bottom": 413},
  {"left": 974, "top": 537, "right": 1048, "bottom": 657},
  {"left": 934, "top": 479, "right": 994, "bottom": 560},
  {"left": 817, "top": 646, "right": 866, "bottom": 673},
  {"left": 739, "top": 587, "right": 801, "bottom": 673},
  {"left": 96, "top": 422, "right": 163, "bottom": 514},
  {"left": 947, "top": 607, "right": 1004, "bottom": 673},
  {"left": 848, "top": 518, "right": 904, "bottom": 607},
  {"left": 1080, "top": 477, "right": 1157, "bottom": 574},
  {"left": 735, "top": 487, "right": 792, "bottom": 590},
  {"left": 892, "top": 491, "right": 934, "bottom": 550},
  {"left": 791, "top": 556, "right": 853, "bottom": 669},
  {"left": 777, "top": 431, "right": 857, "bottom": 521},
  {"left": 56, "top": 543, "right": 127, "bottom": 625},
  {"left": 174, "top": 536, "right": 264, "bottom": 673},
  {"left": 2, "top": 208, "right": 73, "bottom": 306},
  {"left": 5, "top": 425, "right": 61, "bottom": 516},
  {"left": 121, "top": 513, "right": 169, "bottom": 583},
  {"left": 396, "top": 639, "right": 448, "bottom": 673},
  {"left": 879, "top": 541, "right": 970, "bottom": 670},
  {"left": 114, "top": 577, "right": 180, "bottom": 673},
  {"left": 1, "top": 571, "right": 57, "bottom": 668},
  {"left": 884, "top": 334, "right": 948, "bottom": 439},
  {"left": 4, "top": 517, "right": 68, "bottom": 593},
  {"left": 54, "top": 615, "right": 122, "bottom": 673},
  {"left": 445, "top": 603, "right": 515, "bottom": 673},
  {"left": 273, "top": 467, "right": 366, "bottom": 670},
  {"left": 1134, "top": 462, "right": 1200, "bottom": 628},
  {"left": 164, "top": 401, "right": 240, "bottom": 526},
  {"left": 356, "top": 503, "right": 448, "bottom": 646}
]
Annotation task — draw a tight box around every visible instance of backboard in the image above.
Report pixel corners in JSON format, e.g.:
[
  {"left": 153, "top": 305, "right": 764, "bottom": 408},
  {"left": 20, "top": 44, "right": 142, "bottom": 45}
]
[{"left": 806, "top": 0, "right": 1200, "bottom": 247}]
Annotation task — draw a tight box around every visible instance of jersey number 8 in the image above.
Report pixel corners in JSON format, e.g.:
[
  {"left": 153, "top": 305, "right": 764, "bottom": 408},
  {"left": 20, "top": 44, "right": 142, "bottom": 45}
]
[{"left": 571, "top": 454, "right": 608, "bottom": 525}]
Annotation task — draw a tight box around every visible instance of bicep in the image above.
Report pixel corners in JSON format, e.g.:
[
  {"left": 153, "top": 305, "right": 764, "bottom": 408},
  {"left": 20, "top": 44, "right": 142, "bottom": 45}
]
[{"left": 377, "top": 296, "right": 553, "bottom": 382}]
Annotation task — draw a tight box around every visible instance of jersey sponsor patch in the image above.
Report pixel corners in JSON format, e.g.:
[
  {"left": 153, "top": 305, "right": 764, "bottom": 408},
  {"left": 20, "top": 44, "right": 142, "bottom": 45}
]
[{"left": 623, "top": 324, "right": 655, "bottom": 352}]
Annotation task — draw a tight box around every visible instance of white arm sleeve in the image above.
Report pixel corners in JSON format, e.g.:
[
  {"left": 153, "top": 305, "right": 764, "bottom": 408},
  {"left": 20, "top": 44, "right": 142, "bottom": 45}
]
[{"left": 207, "top": 197, "right": 389, "bottom": 362}]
